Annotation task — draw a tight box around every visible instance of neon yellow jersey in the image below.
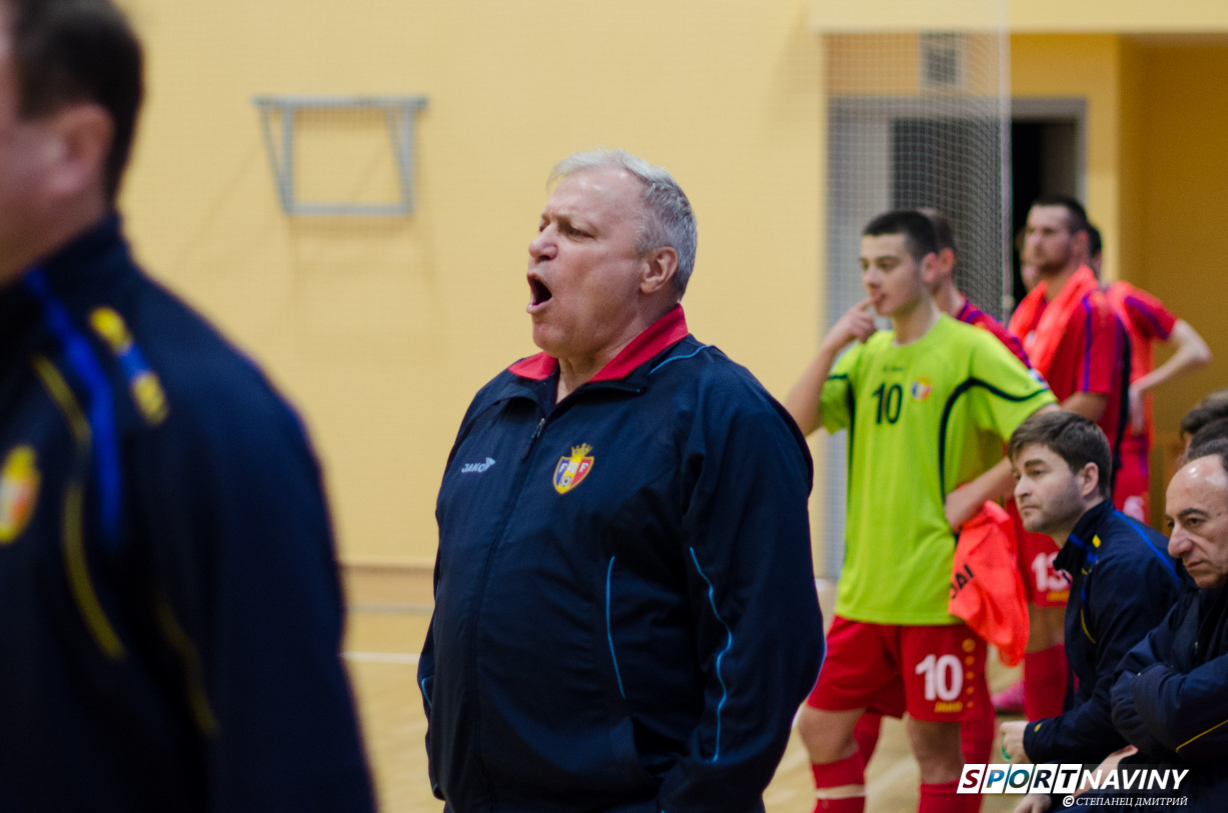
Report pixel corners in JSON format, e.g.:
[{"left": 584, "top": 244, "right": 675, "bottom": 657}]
[{"left": 821, "top": 314, "right": 1056, "bottom": 625}]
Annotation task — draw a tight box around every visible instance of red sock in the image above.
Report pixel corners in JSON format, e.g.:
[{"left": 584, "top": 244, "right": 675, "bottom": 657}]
[
  {"left": 811, "top": 752, "right": 865, "bottom": 813},
  {"left": 959, "top": 700, "right": 993, "bottom": 812},
  {"left": 852, "top": 712, "right": 882, "bottom": 766},
  {"left": 918, "top": 780, "right": 961, "bottom": 813},
  {"left": 1023, "top": 645, "right": 1068, "bottom": 720},
  {"left": 960, "top": 679, "right": 995, "bottom": 766}
]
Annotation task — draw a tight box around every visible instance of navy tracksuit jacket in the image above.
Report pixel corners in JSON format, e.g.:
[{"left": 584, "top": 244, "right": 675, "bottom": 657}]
[
  {"left": 0, "top": 217, "right": 374, "bottom": 811},
  {"left": 420, "top": 306, "right": 825, "bottom": 813},
  {"left": 1023, "top": 499, "right": 1185, "bottom": 764},
  {"left": 1111, "top": 584, "right": 1228, "bottom": 810}
]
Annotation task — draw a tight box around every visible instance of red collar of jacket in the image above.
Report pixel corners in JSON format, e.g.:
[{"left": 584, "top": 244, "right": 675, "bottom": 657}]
[{"left": 508, "top": 305, "right": 689, "bottom": 382}]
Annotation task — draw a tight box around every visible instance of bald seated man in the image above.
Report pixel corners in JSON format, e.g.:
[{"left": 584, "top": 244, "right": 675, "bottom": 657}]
[{"left": 1108, "top": 439, "right": 1228, "bottom": 810}]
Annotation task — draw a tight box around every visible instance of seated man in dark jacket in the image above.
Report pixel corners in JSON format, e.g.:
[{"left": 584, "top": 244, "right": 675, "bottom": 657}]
[
  {"left": 999, "top": 412, "right": 1184, "bottom": 812},
  {"left": 1110, "top": 438, "right": 1228, "bottom": 811},
  {"left": 419, "top": 149, "right": 825, "bottom": 813}
]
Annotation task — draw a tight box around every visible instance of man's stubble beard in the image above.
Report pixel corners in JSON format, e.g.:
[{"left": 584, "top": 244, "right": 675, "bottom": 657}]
[
  {"left": 1034, "top": 243, "right": 1073, "bottom": 278},
  {"left": 1023, "top": 481, "right": 1088, "bottom": 538}
]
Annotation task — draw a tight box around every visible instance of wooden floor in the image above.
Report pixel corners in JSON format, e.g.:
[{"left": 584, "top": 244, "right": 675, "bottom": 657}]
[{"left": 344, "top": 610, "right": 1025, "bottom": 813}]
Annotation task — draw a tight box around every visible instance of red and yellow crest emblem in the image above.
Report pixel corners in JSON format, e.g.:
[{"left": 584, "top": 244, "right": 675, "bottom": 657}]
[
  {"left": 553, "top": 444, "right": 594, "bottom": 495},
  {"left": 0, "top": 444, "right": 39, "bottom": 545}
]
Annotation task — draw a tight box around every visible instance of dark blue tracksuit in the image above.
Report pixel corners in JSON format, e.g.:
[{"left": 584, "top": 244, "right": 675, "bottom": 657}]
[
  {"left": 1022, "top": 499, "right": 1184, "bottom": 764},
  {"left": 420, "top": 307, "right": 825, "bottom": 813},
  {"left": 1111, "top": 584, "right": 1228, "bottom": 810},
  {"left": 0, "top": 217, "right": 374, "bottom": 811}
]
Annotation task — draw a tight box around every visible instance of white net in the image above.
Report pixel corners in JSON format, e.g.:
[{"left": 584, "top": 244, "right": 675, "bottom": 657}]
[{"left": 820, "top": 15, "right": 1010, "bottom": 580}]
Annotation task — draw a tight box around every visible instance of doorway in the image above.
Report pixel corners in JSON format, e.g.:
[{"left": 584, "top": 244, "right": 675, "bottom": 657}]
[{"left": 1010, "top": 98, "right": 1086, "bottom": 305}]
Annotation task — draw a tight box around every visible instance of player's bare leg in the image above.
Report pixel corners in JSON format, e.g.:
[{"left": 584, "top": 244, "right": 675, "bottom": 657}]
[
  {"left": 799, "top": 705, "right": 861, "bottom": 763},
  {"left": 907, "top": 718, "right": 962, "bottom": 783},
  {"left": 908, "top": 719, "right": 964, "bottom": 812},
  {"left": 799, "top": 706, "right": 865, "bottom": 811}
]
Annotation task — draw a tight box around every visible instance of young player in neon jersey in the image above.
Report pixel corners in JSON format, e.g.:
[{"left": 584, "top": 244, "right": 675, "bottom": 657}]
[
  {"left": 846, "top": 210, "right": 1031, "bottom": 788},
  {"left": 1081, "top": 225, "right": 1213, "bottom": 522},
  {"left": 787, "top": 211, "right": 1055, "bottom": 813},
  {"left": 1005, "top": 196, "right": 1130, "bottom": 724}
]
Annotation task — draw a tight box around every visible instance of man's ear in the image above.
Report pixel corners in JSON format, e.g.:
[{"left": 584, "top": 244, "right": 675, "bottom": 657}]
[
  {"left": 1079, "top": 462, "right": 1101, "bottom": 500},
  {"left": 919, "top": 251, "right": 940, "bottom": 285},
  {"left": 45, "top": 102, "right": 112, "bottom": 200},
  {"left": 1071, "top": 229, "right": 1090, "bottom": 260},
  {"left": 938, "top": 247, "right": 957, "bottom": 277},
  {"left": 640, "top": 246, "right": 678, "bottom": 297}
]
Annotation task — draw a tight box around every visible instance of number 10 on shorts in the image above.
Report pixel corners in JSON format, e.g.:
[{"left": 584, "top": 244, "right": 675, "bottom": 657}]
[{"left": 915, "top": 653, "right": 962, "bottom": 704}]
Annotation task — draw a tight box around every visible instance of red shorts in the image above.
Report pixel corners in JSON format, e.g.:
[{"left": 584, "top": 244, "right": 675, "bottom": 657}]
[
  {"left": 806, "top": 616, "right": 988, "bottom": 722},
  {"left": 1114, "top": 435, "right": 1150, "bottom": 523},
  {"left": 1007, "top": 499, "right": 1070, "bottom": 607}
]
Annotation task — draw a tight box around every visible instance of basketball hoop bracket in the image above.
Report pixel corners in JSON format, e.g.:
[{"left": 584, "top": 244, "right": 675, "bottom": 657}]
[{"left": 252, "top": 95, "right": 428, "bottom": 216}]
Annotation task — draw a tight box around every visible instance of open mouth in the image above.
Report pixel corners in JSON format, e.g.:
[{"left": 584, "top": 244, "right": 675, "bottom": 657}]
[{"left": 529, "top": 276, "right": 553, "bottom": 306}]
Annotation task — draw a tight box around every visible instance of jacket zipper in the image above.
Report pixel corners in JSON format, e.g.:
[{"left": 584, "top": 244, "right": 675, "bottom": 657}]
[
  {"left": 522, "top": 417, "right": 545, "bottom": 460},
  {"left": 466, "top": 406, "right": 549, "bottom": 804},
  {"left": 460, "top": 381, "right": 642, "bottom": 804},
  {"left": 1194, "top": 597, "right": 1214, "bottom": 663}
]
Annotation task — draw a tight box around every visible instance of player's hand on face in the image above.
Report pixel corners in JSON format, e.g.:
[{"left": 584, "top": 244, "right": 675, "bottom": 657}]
[
  {"left": 1128, "top": 388, "right": 1145, "bottom": 434},
  {"left": 1012, "top": 792, "right": 1052, "bottom": 813},
  {"left": 824, "top": 298, "right": 877, "bottom": 350},
  {"left": 1000, "top": 720, "right": 1029, "bottom": 762}
]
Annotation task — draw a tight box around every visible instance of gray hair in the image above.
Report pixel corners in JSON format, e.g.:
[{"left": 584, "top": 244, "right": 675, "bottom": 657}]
[{"left": 549, "top": 148, "right": 697, "bottom": 298}]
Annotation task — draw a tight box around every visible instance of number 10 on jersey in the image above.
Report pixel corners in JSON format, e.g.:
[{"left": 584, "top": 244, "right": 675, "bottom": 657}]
[{"left": 872, "top": 383, "right": 903, "bottom": 424}]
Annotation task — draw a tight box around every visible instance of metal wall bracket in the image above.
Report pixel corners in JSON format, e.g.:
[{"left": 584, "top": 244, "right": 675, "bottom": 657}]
[{"left": 252, "top": 95, "right": 428, "bottom": 216}]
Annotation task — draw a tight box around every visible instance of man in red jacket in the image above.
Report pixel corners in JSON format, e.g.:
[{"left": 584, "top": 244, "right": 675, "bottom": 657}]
[{"left": 1004, "top": 195, "right": 1129, "bottom": 724}]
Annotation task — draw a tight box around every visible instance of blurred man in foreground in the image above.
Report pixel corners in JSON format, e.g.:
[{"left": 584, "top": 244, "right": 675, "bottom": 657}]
[
  {"left": 0, "top": 1, "right": 374, "bottom": 810},
  {"left": 420, "top": 148, "right": 823, "bottom": 812}
]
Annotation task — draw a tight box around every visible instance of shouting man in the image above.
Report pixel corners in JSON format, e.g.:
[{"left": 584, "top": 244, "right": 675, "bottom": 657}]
[{"left": 420, "top": 149, "right": 824, "bottom": 812}]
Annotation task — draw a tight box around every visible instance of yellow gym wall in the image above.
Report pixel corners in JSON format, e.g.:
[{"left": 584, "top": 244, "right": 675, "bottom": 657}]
[
  {"left": 1012, "top": 34, "right": 1228, "bottom": 518},
  {"left": 1132, "top": 42, "right": 1228, "bottom": 491},
  {"left": 112, "top": 0, "right": 1228, "bottom": 575},
  {"left": 115, "top": 0, "right": 825, "bottom": 567}
]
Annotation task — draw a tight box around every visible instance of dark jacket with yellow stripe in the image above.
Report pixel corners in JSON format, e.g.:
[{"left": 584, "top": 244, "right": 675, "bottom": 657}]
[
  {"left": 1110, "top": 584, "right": 1228, "bottom": 810},
  {"left": 1022, "top": 499, "right": 1185, "bottom": 764},
  {"left": 0, "top": 217, "right": 374, "bottom": 812}
]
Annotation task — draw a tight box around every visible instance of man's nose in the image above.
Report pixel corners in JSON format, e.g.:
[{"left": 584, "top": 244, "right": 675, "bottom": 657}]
[
  {"left": 1168, "top": 528, "right": 1191, "bottom": 558},
  {"left": 528, "top": 231, "right": 556, "bottom": 263}
]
